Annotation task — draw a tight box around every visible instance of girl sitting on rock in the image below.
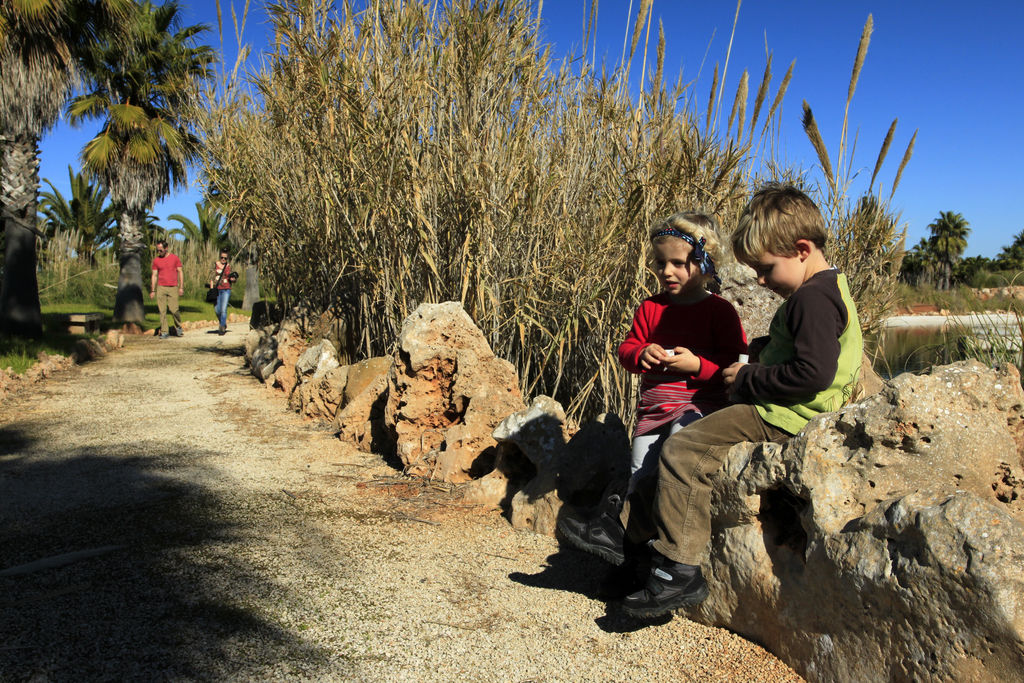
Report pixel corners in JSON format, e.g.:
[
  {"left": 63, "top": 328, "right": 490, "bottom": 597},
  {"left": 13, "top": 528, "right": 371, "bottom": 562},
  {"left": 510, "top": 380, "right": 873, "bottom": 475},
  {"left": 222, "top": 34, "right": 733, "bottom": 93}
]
[
  {"left": 563, "top": 211, "right": 747, "bottom": 596},
  {"left": 618, "top": 212, "right": 748, "bottom": 490}
]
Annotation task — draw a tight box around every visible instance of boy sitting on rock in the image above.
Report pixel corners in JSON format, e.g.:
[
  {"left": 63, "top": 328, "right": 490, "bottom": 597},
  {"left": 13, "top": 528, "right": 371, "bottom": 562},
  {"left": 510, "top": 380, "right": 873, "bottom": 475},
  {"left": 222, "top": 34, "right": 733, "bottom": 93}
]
[{"left": 558, "top": 184, "right": 863, "bottom": 619}]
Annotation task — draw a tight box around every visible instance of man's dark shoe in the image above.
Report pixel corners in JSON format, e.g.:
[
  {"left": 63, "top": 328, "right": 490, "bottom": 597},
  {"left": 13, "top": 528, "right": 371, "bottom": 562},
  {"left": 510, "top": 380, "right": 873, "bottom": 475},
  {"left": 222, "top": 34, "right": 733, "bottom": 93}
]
[
  {"left": 620, "top": 555, "right": 709, "bottom": 619},
  {"left": 557, "top": 496, "right": 626, "bottom": 566}
]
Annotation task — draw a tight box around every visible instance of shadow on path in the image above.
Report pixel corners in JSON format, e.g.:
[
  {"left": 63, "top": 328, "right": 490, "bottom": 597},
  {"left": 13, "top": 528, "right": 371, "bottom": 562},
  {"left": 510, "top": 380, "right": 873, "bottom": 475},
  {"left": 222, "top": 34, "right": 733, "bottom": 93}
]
[
  {"left": 0, "top": 426, "right": 336, "bottom": 680},
  {"left": 508, "top": 550, "right": 672, "bottom": 634}
]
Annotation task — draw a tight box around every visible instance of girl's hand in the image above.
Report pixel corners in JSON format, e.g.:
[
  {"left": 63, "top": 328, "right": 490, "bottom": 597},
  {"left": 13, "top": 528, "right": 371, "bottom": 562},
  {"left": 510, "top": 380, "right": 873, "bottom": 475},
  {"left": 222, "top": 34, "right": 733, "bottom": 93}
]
[
  {"left": 660, "top": 347, "right": 701, "bottom": 374},
  {"left": 639, "top": 344, "right": 668, "bottom": 370}
]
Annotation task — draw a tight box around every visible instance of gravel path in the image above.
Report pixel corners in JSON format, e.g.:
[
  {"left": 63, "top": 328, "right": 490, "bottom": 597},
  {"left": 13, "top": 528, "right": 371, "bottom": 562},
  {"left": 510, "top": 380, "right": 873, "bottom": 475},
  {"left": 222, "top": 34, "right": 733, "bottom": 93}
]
[{"left": 0, "top": 324, "right": 800, "bottom": 682}]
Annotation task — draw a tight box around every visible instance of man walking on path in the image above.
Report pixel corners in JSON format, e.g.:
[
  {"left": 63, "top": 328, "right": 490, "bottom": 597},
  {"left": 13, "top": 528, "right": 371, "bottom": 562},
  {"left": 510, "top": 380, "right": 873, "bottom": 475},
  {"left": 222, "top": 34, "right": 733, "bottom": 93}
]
[{"left": 150, "top": 240, "right": 184, "bottom": 339}]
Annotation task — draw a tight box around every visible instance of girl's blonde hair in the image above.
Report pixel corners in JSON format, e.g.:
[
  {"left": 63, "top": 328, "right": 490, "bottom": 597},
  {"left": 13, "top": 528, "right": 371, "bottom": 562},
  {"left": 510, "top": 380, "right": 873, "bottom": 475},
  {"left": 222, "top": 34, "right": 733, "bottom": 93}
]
[
  {"left": 648, "top": 212, "right": 722, "bottom": 291},
  {"left": 648, "top": 212, "right": 721, "bottom": 262}
]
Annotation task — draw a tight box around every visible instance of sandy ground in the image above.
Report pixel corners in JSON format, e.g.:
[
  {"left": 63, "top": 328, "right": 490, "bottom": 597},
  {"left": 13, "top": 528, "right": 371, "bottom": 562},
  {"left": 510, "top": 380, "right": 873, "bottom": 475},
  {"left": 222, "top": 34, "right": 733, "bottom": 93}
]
[{"left": 0, "top": 323, "right": 801, "bottom": 681}]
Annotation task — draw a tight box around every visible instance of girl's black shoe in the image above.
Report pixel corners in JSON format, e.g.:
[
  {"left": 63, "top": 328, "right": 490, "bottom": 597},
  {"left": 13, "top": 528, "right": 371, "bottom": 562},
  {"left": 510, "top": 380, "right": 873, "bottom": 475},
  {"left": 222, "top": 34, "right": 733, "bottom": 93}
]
[{"left": 556, "top": 495, "right": 627, "bottom": 566}]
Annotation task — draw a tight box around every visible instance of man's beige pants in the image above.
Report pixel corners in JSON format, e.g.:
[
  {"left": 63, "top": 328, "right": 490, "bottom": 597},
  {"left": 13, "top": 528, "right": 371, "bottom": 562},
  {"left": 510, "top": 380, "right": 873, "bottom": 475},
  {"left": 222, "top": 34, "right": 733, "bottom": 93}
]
[{"left": 156, "top": 285, "right": 182, "bottom": 335}]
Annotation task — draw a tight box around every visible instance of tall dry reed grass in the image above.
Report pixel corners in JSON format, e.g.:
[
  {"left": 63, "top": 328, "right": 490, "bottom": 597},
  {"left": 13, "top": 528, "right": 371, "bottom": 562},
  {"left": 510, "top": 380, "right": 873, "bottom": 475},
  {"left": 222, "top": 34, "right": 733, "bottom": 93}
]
[
  {"left": 198, "top": 0, "right": 908, "bottom": 423},
  {"left": 801, "top": 16, "right": 914, "bottom": 340},
  {"left": 38, "top": 230, "right": 222, "bottom": 306},
  {"left": 38, "top": 230, "right": 118, "bottom": 306}
]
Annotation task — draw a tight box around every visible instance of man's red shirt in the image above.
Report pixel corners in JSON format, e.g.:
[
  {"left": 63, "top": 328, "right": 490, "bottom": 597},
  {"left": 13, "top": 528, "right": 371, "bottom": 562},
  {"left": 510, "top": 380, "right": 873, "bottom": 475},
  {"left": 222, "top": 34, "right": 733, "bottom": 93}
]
[{"left": 152, "top": 253, "right": 183, "bottom": 287}]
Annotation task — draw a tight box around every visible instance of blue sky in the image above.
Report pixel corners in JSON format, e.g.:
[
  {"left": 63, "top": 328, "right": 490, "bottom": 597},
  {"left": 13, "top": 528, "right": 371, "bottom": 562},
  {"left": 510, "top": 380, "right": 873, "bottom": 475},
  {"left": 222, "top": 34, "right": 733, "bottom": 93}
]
[{"left": 37, "top": 0, "right": 1024, "bottom": 258}]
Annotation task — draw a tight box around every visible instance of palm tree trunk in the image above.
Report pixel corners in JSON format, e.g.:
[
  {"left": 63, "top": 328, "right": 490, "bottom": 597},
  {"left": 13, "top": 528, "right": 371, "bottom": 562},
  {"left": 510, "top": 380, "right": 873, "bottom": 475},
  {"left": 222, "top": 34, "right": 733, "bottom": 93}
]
[
  {"left": 113, "top": 207, "right": 147, "bottom": 323},
  {"left": 0, "top": 134, "right": 44, "bottom": 338},
  {"left": 242, "top": 259, "right": 259, "bottom": 311}
]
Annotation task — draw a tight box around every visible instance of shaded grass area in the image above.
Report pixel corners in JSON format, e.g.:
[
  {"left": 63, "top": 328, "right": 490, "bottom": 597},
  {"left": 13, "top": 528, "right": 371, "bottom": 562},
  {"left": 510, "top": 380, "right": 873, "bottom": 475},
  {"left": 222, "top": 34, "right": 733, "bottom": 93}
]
[
  {"left": 893, "top": 283, "right": 1024, "bottom": 314},
  {"left": 0, "top": 331, "right": 81, "bottom": 374}
]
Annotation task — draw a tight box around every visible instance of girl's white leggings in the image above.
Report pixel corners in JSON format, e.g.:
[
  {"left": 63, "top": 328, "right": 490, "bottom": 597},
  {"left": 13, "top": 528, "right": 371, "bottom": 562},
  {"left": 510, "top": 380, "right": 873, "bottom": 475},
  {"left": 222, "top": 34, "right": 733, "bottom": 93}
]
[{"left": 628, "top": 411, "right": 703, "bottom": 493}]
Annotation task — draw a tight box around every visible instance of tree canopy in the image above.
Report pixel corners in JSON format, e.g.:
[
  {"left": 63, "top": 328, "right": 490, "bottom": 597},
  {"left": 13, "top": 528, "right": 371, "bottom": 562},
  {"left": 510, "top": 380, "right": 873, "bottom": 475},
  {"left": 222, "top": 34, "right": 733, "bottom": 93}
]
[
  {"left": 168, "top": 200, "right": 227, "bottom": 247},
  {"left": 0, "top": 0, "right": 130, "bottom": 337},
  {"left": 38, "top": 165, "right": 117, "bottom": 261},
  {"left": 927, "top": 210, "right": 969, "bottom": 290},
  {"left": 995, "top": 229, "right": 1024, "bottom": 272},
  {"left": 68, "top": 0, "right": 214, "bottom": 322}
]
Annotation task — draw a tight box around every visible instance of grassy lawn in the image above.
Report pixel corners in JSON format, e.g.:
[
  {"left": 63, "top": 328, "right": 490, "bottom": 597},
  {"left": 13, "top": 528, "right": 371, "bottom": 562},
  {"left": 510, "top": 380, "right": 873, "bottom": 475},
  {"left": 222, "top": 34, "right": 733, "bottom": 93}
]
[
  {"left": 0, "top": 295, "right": 247, "bottom": 374},
  {"left": 892, "top": 283, "right": 1024, "bottom": 314}
]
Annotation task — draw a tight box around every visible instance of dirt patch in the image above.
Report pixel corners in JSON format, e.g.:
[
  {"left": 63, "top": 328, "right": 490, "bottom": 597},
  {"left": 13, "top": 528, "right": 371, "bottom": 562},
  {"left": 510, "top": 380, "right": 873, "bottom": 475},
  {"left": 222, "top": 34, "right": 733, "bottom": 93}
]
[{"left": 0, "top": 325, "right": 802, "bottom": 681}]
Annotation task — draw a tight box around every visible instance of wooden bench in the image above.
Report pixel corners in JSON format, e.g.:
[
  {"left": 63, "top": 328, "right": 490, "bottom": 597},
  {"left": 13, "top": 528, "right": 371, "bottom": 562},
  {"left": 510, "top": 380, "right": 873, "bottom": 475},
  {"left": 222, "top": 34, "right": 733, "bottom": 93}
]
[{"left": 63, "top": 312, "right": 103, "bottom": 335}]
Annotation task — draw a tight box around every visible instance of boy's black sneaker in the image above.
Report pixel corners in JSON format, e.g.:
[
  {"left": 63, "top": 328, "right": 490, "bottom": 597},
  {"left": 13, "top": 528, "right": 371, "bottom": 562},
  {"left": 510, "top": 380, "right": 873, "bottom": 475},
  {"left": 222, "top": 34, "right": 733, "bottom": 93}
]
[
  {"left": 556, "top": 496, "right": 626, "bottom": 566},
  {"left": 620, "top": 556, "right": 709, "bottom": 619}
]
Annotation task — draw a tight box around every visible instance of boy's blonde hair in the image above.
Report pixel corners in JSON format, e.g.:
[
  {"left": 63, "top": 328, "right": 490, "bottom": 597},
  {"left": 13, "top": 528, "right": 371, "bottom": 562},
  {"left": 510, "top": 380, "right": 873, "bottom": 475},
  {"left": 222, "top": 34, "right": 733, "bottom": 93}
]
[
  {"left": 649, "top": 212, "right": 721, "bottom": 263},
  {"left": 731, "top": 185, "right": 826, "bottom": 267}
]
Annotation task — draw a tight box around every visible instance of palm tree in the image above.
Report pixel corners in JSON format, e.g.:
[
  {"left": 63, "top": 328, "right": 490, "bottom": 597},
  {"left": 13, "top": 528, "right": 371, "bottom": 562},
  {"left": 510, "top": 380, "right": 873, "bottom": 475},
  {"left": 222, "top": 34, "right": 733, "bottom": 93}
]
[
  {"left": 996, "top": 229, "right": 1024, "bottom": 272},
  {"left": 927, "top": 211, "right": 970, "bottom": 290},
  {"left": 0, "top": 0, "right": 129, "bottom": 337},
  {"left": 898, "top": 237, "right": 934, "bottom": 287},
  {"left": 38, "top": 165, "right": 117, "bottom": 262},
  {"left": 68, "top": 0, "right": 214, "bottom": 323},
  {"left": 168, "top": 199, "right": 227, "bottom": 246}
]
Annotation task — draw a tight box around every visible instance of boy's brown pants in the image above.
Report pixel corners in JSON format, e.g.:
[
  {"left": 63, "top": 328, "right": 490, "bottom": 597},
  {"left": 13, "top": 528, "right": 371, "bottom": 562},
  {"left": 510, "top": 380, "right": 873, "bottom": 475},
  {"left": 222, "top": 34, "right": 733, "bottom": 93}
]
[{"left": 621, "top": 403, "right": 789, "bottom": 566}]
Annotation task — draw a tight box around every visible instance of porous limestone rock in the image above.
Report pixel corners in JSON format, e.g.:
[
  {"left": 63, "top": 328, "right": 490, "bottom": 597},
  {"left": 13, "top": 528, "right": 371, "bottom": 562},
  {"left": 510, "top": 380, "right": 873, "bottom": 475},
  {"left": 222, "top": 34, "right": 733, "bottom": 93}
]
[
  {"left": 384, "top": 302, "right": 525, "bottom": 483},
  {"left": 298, "top": 366, "right": 348, "bottom": 422},
  {"left": 335, "top": 373, "right": 390, "bottom": 453},
  {"left": 24, "top": 352, "right": 74, "bottom": 380},
  {"left": 297, "top": 355, "right": 390, "bottom": 424},
  {"left": 104, "top": 329, "right": 124, "bottom": 349},
  {"left": 686, "top": 360, "right": 1024, "bottom": 681},
  {"left": 0, "top": 367, "right": 20, "bottom": 398},
  {"left": 295, "top": 339, "right": 339, "bottom": 378},
  {"left": 244, "top": 329, "right": 262, "bottom": 363},
  {"left": 471, "top": 396, "right": 568, "bottom": 530},
  {"left": 510, "top": 411, "right": 630, "bottom": 535},
  {"left": 274, "top": 329, "right": 308, "bottom": 400},
  {"left": 718, "top": 261, "right": 780, "bottom": 340},
  {"left": 344, "top": 357, "right": 392, "bottom": 406},
  {"left": 464, "top": 396, "right": 630, "bottom": 535},
  {"left": 71, "top": 338, "right": 106, "bottom": 363},
  {"left": 333, "top": 357, "right": 394, "bottom": 450},
  {"left": 246, "top": 329, "right": 279, "bottom": 382}
]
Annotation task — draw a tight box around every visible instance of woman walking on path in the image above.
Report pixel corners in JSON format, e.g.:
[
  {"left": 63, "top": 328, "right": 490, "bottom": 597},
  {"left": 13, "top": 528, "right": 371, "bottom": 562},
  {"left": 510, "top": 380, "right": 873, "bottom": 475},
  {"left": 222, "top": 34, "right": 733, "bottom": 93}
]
[{"left": 208, "top": 248, "right": 237, "bottom": 335}]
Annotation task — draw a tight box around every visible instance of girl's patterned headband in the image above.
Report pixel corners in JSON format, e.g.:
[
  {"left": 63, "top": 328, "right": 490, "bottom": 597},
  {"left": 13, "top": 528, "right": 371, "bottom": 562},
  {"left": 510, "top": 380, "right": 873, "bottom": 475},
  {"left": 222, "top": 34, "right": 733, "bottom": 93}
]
[{"left": 652, "top": 227, "right": 721, "bottom": 284}]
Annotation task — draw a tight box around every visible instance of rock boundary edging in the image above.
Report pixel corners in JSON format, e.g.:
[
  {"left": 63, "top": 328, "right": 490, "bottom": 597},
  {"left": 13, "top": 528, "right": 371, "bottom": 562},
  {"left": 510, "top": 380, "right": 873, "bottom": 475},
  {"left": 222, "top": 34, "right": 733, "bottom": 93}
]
[
  {"left": 244, "top": 300, "right": 1024, "bottom": 681},
  {"left": 0, "top": 329, "right": 127, "bottom": 400}
]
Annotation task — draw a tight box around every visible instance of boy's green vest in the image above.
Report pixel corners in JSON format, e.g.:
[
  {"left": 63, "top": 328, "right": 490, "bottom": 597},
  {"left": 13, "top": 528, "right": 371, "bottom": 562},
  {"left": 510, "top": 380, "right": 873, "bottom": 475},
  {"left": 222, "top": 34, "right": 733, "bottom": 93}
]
[{"left": 755, "top": 273, "right": 862, "bottom": 435}]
